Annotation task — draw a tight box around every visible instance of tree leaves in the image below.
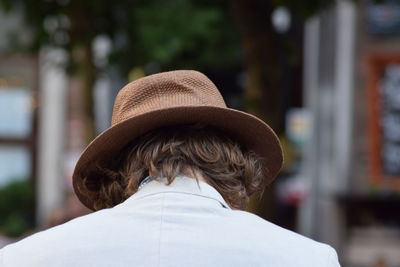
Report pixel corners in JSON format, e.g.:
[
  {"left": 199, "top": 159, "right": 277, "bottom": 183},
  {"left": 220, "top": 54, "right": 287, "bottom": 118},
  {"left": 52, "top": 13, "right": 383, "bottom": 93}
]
[{"left": 0, "top": 0, "right": 240, "bottom": 75}]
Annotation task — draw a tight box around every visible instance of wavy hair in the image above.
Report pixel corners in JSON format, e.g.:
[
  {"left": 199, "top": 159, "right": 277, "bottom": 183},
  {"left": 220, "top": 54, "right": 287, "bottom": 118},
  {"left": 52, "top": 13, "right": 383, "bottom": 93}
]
[{"left": 82, "top": 124, "right": 265, "bottom": 210}]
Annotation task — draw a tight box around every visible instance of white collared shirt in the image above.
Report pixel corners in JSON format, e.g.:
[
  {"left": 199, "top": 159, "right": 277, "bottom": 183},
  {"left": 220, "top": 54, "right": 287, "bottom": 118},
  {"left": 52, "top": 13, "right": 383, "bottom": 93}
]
[{"left": 0, "top": 176, "right": 340, "bottom": 266}]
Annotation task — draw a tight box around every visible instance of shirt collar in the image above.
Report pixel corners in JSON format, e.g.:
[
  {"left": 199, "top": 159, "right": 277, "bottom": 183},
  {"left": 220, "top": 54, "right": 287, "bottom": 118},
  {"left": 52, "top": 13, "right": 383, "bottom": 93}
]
[{"left": 120, "top": 175, "right": 231, "bottom": 209}]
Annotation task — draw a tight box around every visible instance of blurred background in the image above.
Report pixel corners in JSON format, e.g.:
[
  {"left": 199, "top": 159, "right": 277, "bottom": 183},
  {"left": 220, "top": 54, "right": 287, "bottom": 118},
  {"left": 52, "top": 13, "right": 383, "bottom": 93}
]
[{"left": 0, "top": 0, "right": 399, "bottom": 266}]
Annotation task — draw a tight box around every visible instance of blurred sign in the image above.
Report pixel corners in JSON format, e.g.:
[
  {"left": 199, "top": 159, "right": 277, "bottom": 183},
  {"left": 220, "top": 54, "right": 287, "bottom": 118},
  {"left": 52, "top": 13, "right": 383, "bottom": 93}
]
[
  {"left": 380, "top": 65, "right": 400, "bottom": 175},
  {"left": 368, "top": 55, "right": 400, "bottom": 189},
  {"left": 285, "top": 108, "right": 312, "bottom": 149},
  {"left": 367, "top": 1, "right": 400, "bottom": 35}
]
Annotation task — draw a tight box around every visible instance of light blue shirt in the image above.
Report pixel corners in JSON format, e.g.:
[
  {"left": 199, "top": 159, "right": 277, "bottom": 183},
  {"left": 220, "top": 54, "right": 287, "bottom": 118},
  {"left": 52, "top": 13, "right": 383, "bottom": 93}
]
[{"left": 0, "top": 176, "right": 340, "bottom": 266}]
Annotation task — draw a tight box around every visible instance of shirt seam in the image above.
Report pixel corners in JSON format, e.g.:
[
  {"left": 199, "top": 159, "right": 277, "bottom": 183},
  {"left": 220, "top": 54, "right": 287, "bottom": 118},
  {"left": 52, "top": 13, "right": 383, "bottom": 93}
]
[{"left": 130, "top": 191, "right": 230, "bottom": 209}]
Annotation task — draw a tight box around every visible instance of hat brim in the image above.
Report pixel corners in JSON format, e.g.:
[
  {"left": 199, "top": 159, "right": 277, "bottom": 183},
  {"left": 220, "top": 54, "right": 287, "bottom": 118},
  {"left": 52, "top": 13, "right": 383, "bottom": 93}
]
[{"left": 73, "top": 106, "right": 283, "bottom": 210}]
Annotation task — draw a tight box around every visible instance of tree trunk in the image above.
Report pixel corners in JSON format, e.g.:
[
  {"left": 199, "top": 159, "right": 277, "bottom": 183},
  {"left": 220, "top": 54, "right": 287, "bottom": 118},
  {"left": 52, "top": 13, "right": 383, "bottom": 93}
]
[
  {"left": 81, "top": 43, "right": 96, "bottom": 143},
  {"left": 68, "top": 45, "right": 95, "bottom": 153},
  {"left": 71, "top": 43, "right": 96, "bottom": 145},
  {"left": 231, "top": 0, "right": 283, "bottom": 132},
  {"left": 231, "top": 0, "right": 284, "bottom": 219}
]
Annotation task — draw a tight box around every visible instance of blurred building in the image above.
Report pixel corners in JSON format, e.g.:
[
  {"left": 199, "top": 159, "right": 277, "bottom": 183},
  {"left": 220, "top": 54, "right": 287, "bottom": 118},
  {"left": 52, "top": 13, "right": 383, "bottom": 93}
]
[
  {"left": 0, "top": 13, "right": 38, "bottom": 250},
  {"left": 299, "top": 0, "right": 400, "bottom": 266},
  {"left": 0, "top": 10, "right": 36, "bottom": 187}
]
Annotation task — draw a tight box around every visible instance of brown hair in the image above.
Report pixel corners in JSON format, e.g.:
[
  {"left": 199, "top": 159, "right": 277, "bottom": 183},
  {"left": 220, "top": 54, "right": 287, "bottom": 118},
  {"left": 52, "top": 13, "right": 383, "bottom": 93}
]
[{"left": 82, "top": 124, "right": 266, "bottom": 210}]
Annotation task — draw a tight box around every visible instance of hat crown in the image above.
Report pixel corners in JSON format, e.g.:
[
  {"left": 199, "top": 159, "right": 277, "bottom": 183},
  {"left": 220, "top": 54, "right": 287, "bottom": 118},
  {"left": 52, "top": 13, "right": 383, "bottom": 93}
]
[{"left": 112, "top": 70, "right": 226, "bottom": 125}]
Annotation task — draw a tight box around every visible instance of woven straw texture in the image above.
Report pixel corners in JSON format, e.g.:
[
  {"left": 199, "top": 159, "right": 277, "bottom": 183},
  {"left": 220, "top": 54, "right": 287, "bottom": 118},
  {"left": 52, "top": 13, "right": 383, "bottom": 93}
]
[{"left": 73, "top": 70, "right": 283, "bottom": 210}]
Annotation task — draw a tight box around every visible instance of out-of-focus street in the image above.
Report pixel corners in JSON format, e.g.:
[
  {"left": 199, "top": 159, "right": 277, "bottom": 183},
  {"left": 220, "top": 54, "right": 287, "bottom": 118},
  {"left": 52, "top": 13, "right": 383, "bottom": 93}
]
[{"left": 1, "top": 0, "right": 400, "bottom": 266}]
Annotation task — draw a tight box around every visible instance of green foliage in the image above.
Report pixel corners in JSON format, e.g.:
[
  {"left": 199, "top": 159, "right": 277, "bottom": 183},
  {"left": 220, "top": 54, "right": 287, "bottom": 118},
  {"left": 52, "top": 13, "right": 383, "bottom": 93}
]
[
  {"left": 0, "top": 180, "right": 35, "bottom": 237},
  {"left": 0, "top": 0, "right": 241, "bottom": 75},
  {"left": 125, "top": 0, "right": 240, "bottom": 70},
  {"left": 4, "top": 0, "right": 383, "bottom": 75},
  {"left": 1, "top": 0, "right": 385, "bottom": 73},
  {"left": 107, "top": 0, "right": 241, "bottom": 74}
]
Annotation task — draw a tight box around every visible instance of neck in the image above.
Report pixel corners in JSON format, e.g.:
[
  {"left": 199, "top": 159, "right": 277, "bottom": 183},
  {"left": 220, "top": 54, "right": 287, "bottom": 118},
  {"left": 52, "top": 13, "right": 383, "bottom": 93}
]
[{"left": 180, "top": 168, "right": 208, "bottom": 184}]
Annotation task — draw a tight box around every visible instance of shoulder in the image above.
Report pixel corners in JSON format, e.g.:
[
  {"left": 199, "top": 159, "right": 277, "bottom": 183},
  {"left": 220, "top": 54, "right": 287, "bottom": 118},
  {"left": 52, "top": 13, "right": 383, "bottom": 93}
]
[
  {"left": 5, "top": 208, "right": 110, "bottom": 246},
  {"left": 224, "top": 209, "right": 341, "bottom": 266},
  {"left": 227, "top": 209, "right": 316, "bottom": 244},
  {"left": 0, "top": 209, "right": 111, "bottom": 266}
]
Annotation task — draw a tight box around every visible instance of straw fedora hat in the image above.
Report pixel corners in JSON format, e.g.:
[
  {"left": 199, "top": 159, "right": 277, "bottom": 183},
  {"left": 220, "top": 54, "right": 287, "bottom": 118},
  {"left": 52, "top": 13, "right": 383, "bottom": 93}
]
[{"left": 73, "top": 70, "right": 283, "bottom": 210}]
